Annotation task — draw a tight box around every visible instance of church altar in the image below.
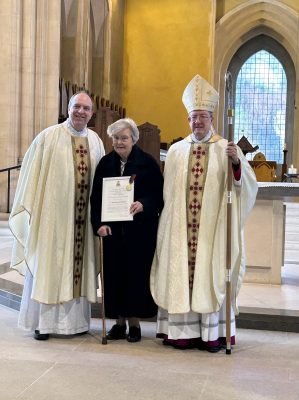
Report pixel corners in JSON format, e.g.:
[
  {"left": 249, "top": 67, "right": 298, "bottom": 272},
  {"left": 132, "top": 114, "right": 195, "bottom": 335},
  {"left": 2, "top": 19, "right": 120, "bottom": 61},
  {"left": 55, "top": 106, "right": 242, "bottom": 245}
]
[{"left": 244, "top": 182, "right": 299, "bottom": 285}]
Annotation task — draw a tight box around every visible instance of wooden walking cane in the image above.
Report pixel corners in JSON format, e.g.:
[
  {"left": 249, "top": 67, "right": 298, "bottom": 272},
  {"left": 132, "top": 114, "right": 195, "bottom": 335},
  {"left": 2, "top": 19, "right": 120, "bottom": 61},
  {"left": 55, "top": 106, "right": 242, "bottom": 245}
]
[
  {"left": 100, "top": 236, "right": 107, "bottom": 345},
  {"left": 225, "top": 71, "right": 234, "bottom": 355}
]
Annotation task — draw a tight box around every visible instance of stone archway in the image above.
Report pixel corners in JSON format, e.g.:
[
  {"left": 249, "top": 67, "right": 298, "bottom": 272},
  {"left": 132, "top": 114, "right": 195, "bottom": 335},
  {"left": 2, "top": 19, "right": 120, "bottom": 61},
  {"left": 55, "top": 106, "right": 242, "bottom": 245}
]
[
  {"left": 60, "top": 0, "right": 112, "bottom": 97},
  {"left": 225, "top": 35, "right": 295, "bottom": 166},
  {"left": 214, "top": 0, "right": 299, "bottom": 167}
]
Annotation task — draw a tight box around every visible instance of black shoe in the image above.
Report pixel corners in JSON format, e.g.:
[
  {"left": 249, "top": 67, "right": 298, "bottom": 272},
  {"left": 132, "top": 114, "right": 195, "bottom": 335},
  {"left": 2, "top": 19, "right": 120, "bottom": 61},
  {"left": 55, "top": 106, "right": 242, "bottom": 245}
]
[
  {"left": 34, "top": 330, "right": 49, "bottom": 341},
  {"left": 77, "top": 331, "right": 89, "bottom": 335},
  {"left": 127, "top": 326, "right": 141, "bottom": 342},
  {"left": 162, "top": 339, "right": 195, "bottom": 350},
  {"left": 106, "top": 324, "right": 127, "bottom": 340},
  {"left": 162, "top": 339, "right": 174, "bottom": 347},
  {"left": 205, "top": 344, "right": 221, "bottom": 353}
]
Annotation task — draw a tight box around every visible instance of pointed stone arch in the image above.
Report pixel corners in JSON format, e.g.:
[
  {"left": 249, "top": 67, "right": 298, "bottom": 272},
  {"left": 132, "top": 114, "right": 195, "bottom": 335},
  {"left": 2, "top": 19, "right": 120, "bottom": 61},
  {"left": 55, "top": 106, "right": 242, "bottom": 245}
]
[{"left": 214, "top": 0, "right": 299, "bottom": 167}]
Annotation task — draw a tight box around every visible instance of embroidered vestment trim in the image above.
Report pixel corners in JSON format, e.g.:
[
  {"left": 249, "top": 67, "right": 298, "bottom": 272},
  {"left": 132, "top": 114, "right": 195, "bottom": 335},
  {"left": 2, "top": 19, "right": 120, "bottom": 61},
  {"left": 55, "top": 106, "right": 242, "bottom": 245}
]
[{"left": 71, "top": 136, "right": 91, "bottom": 298}]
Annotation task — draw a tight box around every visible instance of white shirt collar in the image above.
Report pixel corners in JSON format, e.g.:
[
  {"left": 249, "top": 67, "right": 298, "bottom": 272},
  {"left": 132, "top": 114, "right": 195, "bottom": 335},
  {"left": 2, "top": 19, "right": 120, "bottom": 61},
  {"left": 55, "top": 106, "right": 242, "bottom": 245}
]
[
  {"left": 66, "top": 118, "right": 87, "bottom": 136},
  {"left": 191, "top": 131, "right": 212, "bottom": 143}
]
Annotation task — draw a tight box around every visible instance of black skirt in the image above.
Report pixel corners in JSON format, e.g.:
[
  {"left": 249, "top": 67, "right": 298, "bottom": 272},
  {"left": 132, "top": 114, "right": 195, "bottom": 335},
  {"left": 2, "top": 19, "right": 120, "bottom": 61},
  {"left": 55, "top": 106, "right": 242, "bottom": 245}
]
[{"left": 104, "top": 227, "right": 158, "bottom": 319}]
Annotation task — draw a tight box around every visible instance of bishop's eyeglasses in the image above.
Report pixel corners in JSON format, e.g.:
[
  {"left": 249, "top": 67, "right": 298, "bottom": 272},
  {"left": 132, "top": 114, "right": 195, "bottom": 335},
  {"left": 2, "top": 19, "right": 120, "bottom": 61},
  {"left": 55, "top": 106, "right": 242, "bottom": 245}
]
[{"left": 190, "top": 114, "right": 211, "bottom": 122}]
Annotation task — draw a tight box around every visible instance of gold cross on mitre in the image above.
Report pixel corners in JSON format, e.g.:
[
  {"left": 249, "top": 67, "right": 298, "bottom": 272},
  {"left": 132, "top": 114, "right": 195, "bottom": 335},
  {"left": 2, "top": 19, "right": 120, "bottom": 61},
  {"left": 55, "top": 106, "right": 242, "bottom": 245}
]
[{"left": 207, "top": 90, "right": 213, "bottom": 97}]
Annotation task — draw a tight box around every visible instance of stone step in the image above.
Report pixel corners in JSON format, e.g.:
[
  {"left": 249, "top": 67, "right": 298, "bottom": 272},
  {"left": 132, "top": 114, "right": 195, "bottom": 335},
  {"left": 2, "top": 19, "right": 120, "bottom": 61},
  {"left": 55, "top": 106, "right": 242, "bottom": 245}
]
[
  {"left": 285, "top": 233, "right": 299, "bottom": 242},
  {"left": 285, "top": 242, "right": 299, "bottom": 250},
  {"left": 286, "top": 210, "right": 299, "bottom": 217},
  {"left": 0, "top": 290, "right": 21, "bottom": 311},
  {"left": 285, "top": 203, "right": 299, "bottom": 209},
  {"left": 285, "top": 250, "right": 299, "bottom": 262},
  {"left": 0, "top": 219, "right": 12, "bottom": 237},
  {"left": 286, "top": 217, "right": 299, "bottom": 225},
  {"left": 285, "top": 225, "right": 299, "bottom": 233},
  {"left": 0, "top": 230, "right": 11, "bottom": 237},
  {"left": 285, "top": 203, "right": 299, "bottom": 263},
  {"left": 0, "top": 213, "right": 9, "bottom": 221},
  {"left": 236, "top": 307, "right": 299, "bottom": 333}
]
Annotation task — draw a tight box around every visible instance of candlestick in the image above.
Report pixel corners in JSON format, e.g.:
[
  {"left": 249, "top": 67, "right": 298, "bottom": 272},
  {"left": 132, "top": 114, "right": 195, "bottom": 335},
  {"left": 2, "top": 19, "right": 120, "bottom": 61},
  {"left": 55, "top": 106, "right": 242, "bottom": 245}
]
[{"left": 288, "top": 165, "right": 297, "bottom": 174}]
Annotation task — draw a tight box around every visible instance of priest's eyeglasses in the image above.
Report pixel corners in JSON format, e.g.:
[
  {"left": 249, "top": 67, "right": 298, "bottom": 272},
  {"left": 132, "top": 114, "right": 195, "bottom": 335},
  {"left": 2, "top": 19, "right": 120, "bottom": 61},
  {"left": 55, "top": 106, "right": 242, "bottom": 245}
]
[
  {"left": 113, "top": 136, "right": 131, "bottom": 143},
  {"left": 191, "top": 115, "right": 211, "bottom": 121}
]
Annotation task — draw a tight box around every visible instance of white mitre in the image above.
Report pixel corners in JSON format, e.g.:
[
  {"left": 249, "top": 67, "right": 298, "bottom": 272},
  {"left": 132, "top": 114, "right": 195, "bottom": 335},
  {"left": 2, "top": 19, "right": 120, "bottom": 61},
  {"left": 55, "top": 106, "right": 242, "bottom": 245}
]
[{"left": 182, "top": 74, "right": 219, "bottom": 114}]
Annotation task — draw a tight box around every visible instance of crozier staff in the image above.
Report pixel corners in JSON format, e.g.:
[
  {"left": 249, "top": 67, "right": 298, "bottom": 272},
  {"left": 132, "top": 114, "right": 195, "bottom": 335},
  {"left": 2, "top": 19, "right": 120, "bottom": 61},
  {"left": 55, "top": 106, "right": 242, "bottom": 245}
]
[
  {"left": 90, "top": 118, "right": 163, "bottom": 343},
  {"left": 150, "top": 74, "right": 258, "bottom": 352}
]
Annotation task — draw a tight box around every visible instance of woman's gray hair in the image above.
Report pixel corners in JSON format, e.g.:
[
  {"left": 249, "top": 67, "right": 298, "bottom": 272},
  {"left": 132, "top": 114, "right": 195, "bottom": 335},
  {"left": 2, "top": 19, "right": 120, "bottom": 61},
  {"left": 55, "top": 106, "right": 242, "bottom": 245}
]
[{"left": 107, "top": 118, "right": 139, "bottom": 143}]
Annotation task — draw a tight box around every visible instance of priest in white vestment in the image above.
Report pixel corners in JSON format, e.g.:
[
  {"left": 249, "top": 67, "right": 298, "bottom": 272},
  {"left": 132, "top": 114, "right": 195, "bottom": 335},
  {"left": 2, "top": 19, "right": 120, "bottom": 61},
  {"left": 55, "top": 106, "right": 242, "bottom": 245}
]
[
  {"left": 9, "top": 92, "right": 105, "bottom": 340},
  {"left": 150, "top": 75, "right": 258, "bottom": 352}
]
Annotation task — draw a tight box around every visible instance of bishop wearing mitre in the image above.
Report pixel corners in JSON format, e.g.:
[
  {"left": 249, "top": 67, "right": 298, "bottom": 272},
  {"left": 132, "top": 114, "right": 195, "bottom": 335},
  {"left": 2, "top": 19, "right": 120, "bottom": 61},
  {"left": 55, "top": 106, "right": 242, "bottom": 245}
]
[
  {"left": 9, "top": 92, "right": 105, "bottom": 340},
  {"left": 150, "top": 75, "right": 258, "bottom": 352}
]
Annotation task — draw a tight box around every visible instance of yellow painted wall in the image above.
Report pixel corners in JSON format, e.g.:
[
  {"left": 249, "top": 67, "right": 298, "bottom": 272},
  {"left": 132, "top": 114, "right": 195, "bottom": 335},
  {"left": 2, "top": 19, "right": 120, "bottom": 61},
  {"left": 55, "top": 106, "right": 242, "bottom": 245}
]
[
  {"left": 123, "top": 0, "right": 216, "bottom": 144},
  {"left": 109, "top": 0, "right": 125, "bottom": 106},
  {"left": 224, "top": 0, "right": 299, "bottom": 14}
]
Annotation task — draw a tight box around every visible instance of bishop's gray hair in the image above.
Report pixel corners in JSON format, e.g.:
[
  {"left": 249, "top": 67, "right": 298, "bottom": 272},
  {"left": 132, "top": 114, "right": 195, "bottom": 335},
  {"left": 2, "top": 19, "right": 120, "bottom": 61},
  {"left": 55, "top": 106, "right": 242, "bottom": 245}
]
[
  {"left": 68, "top": 91, "right": 94, "bottom": 111},
  {"left": 107, "top": 118, "right": 139, "bottom": 144}
]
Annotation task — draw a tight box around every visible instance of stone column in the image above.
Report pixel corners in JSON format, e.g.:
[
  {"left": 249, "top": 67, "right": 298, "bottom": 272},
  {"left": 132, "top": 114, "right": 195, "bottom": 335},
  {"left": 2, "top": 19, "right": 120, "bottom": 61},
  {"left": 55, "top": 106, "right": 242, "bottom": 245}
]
[
  {"left": 34, "top": 1, "right": 61, "bottom": 134},
  {"left": 0, "top": 0, "right": 61, "bottom": 212},
  {"left": 103, "top": 0, "right": 112, "bottom": 100},
  {"left": 0, "top": 1, "right": 22, "bottom": 212},
  {"left": 74, "top": 0, "right": 91, "bottom": 88},
  {"left": 20, "top": 0, "right": 36, "bottom": 157}
]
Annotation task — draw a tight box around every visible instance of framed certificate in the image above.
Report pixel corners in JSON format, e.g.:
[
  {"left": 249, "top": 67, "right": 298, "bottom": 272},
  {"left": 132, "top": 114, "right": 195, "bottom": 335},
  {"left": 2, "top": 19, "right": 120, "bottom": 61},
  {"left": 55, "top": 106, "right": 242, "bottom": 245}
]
[{"left": 101, "top": 176, "right": 134, "bottom": 222}]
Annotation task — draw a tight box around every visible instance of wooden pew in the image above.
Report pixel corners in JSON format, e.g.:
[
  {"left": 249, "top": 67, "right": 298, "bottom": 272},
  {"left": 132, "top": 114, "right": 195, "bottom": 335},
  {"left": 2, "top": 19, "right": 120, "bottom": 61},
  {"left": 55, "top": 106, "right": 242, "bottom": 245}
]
[
  {"left": 94, "top": 99, "right": 114, "bottom": 154},
  {"left": 137, "top": 122, "right": 161, "bottom": 164}
]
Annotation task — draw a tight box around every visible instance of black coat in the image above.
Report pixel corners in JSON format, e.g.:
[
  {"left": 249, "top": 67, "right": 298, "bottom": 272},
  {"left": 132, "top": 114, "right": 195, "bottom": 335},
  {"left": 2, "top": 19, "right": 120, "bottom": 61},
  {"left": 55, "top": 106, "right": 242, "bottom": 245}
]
[{"left": 90, "top": 145, "right": 164, "bottom": 319}]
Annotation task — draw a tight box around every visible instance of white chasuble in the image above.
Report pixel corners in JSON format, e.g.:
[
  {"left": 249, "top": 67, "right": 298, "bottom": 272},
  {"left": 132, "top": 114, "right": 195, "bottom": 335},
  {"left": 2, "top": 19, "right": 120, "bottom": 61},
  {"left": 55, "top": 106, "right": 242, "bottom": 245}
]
[
  {"left": 18, "top": 268, "right": 91, "bottom": 335},
  {"left": 9, "top": 122, "right": 105, "bottom": 305},
  {"left": 150, "top": 134, "right": 258, "bottom": 316}
]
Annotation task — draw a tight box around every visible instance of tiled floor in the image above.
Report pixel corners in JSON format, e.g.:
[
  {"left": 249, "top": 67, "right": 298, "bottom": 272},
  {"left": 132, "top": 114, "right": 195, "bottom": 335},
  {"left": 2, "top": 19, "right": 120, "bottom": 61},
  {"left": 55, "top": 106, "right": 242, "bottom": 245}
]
[
  {"left": 1, "top": 226, "right": 299, "bottom": 398},
  {"left": 0, "top": 305, "right": 298, "bottom": 400}
]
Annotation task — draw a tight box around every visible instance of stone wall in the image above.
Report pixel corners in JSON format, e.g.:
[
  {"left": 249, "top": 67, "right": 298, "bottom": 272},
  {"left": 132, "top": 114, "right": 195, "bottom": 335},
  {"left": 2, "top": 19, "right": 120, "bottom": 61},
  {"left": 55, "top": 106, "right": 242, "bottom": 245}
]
[{"left": 0, "top": 0, "right": 125, "bottom": 212}]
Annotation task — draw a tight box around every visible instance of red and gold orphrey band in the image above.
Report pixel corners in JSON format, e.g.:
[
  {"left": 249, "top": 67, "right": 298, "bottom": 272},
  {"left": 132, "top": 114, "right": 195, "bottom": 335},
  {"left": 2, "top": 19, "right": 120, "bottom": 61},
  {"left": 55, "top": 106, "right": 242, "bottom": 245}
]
[
  {"left": 71, "top": 136, "right": 91, "bottom": 298},
  {"left": 187, "top": 143, "right": 209, "bottom": 299}
]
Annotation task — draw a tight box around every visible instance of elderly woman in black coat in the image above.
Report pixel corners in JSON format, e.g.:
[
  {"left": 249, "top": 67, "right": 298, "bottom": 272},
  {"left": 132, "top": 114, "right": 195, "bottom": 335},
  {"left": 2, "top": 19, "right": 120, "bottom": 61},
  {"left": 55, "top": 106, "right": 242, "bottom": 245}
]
[{"left": 90, "top": 118, "right": 164, "bottom": 342}]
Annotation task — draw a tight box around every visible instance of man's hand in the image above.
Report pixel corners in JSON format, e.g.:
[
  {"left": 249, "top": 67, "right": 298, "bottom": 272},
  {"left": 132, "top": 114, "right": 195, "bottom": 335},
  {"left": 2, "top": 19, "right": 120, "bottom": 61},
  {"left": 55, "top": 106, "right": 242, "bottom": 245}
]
[
  {"left": 130, "top": 201, "right": 143, "bottom": 216},
  {"left": 226, "top": 142, "right": 239, "bottom": 165},
  {"left": 97, "top": 225, "right": 112, "bottom": 237}
]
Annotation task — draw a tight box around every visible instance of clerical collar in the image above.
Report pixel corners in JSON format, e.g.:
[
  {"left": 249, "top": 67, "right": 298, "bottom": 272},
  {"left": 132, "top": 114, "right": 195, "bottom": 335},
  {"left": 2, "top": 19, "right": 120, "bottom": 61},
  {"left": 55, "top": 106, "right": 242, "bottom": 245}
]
[
  {"left": 191, "top": 131, "right": 212, "bottom": 144},
  {"left": 66, "top": 118, "right": 87, "bottom": 136}
]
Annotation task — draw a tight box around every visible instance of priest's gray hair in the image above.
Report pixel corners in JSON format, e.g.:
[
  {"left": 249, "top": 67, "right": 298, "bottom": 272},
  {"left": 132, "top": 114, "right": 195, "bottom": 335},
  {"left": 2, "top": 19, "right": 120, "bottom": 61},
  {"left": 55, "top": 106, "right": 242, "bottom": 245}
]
[
  {"left": 107, "top": 118, "right": 139, "bottom": 143},
  {"left": 68, "top": 91, "right": 94, "bottom": 111}
]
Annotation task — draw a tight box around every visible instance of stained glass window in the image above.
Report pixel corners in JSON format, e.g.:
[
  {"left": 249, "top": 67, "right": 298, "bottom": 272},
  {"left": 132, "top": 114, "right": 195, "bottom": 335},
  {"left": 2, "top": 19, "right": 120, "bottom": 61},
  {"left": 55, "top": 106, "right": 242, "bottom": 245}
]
[{"left": 235, "top": 50, "right": 287, "bottom": 163}]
